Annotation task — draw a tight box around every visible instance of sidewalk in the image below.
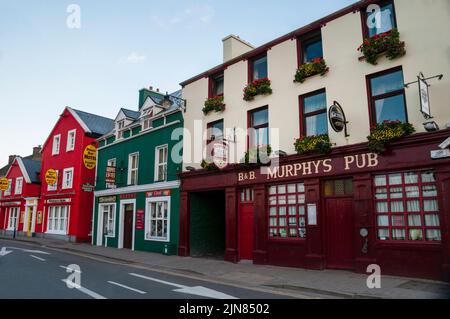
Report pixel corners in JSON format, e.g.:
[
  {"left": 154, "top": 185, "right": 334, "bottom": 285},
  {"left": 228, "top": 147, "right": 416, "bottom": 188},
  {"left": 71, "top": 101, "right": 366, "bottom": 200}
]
[{"left": 1, "top": 235, "right": 449, "bottom": 299}]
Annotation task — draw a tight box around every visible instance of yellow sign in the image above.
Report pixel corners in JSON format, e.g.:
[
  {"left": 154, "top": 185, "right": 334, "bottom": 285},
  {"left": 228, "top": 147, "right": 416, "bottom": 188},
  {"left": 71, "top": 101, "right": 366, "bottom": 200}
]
[
  {"left": 0, "top": 177, "right": 9, "bottom": 191},
  {"left": 83, "top": 145, "right": 97, "bottom": 170},
  {"left": 45, "top": 169, "right": 58, "bottom": 186}
]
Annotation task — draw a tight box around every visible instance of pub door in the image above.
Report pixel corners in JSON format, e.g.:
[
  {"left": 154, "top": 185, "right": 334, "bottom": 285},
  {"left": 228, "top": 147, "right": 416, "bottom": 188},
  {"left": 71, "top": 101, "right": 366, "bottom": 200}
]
[
  {"left": 238, "top": 188, "right": 254, "bottom": 261},
  {"left": 123, "top": 204, "right": 134, "bottom": 249}
]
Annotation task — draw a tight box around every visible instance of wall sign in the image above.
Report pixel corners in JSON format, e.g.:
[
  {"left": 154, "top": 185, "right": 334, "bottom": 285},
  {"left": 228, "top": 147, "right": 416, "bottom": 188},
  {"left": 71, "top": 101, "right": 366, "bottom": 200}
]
[
  {"left": 135, "top": 209, "right": 145, "bottom": 230},
  {"left": 105, "top": 166, "right": 116, "bottom": 184},
  {"left": 45, "top": 169, "right": 58, "bottom": 186},
  {"left": 82, "top": 183, "right": 95, "bottom": 192},
  {"left": 83, "top": 145, "right": 97, "bottom": 170},
  {"left": 146, "top": 190, "right": 171, "bottom": 197},
  {"left": 0, "top": 177, "right": 9, "bottom": 191},
  {"left": 99, "top": 196, "right": 117, "bottom": 204},
  {"left": 46, "top": 198, "right": 71, "bottom": 204},
  {"left": 328, "top": 101, "right": 349, "bottom": 137},
  {"left": 307, "top": 204, "right": 317, "bottom": 226},
  {"left": 120, "top": 193, "right": 136, "bottom": 200},
  {"left": 431, "top": 149, "right": 450, "bottom": 160}
]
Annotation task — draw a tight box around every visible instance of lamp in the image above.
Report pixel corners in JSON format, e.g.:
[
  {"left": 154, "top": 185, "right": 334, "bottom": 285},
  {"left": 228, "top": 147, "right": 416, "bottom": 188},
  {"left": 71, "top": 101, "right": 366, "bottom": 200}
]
[{"left": 423, "top": 121, "right": 440, "bottom": 132}]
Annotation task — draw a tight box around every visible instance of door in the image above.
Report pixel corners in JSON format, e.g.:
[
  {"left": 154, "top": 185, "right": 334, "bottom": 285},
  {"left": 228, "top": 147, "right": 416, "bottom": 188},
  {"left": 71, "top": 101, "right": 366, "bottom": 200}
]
[
  {"left": 325, "top": 198, "right": 354, "bottom": 270},
  {"left": 239, "top": 203, "right": 254, "bottom": 260},
  {"left": 123, "top": 204, "right": 134, "bottom": 249}
]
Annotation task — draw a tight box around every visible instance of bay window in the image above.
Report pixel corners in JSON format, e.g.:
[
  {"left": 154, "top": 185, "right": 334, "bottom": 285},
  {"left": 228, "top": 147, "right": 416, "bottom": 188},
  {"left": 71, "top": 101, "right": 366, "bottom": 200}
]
[
  {"left": 300, "top": 89, "right": 328, "bottom": 136},
  {"left": 47, "top": 206, "right": 69, "bottom": 234},
  {"left": 249, "top": 107, "right": 269, "bottom": 149},
  {"left": 145, "top": 198, "right": 170, "bottom": 241}
]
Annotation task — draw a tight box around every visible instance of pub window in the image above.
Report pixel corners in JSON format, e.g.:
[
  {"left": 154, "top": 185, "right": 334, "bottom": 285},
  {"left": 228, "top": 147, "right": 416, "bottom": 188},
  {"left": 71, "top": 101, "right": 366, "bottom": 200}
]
[
  {"left": 367, "top": 67, "right": 407, "bottom": 125},
  {"left": 145, "top": 198, "right": 170, "bottom": 242},
  {"left": 268, "top": 183, "right": 306, "bottom": 239},
  {"left": 300, "top": 30, "right": 323, "bottom": 64},
  {"left": 249, "top": 54, "right": 268, "bottom": 82},
  {"left": 374, "top": 171, "right": 441, "bottom": 242},
  {"left": 363, "top": 0, "right": 397, "bottom": 38},
  {"left": 210, "top": 71, "right": 224, "bottom": 97},
  {"left": 249, "top": 107, "right": 269, "bottom": 149},
  {"left": 101, "top": 204, "right": 116, "bottom": 237},
  {"left": 207, "top": 119, "right": 224, "bottom": 143},
  {"left": 300, "top": 89, "right": 328, "bottom": 137}
]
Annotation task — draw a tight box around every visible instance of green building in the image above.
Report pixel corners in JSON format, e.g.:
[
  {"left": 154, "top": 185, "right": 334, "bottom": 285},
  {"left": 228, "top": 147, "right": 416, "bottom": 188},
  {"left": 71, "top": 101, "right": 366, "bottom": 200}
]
[{"left": 92, "top": 88, "right": 184, "bottom": 255}]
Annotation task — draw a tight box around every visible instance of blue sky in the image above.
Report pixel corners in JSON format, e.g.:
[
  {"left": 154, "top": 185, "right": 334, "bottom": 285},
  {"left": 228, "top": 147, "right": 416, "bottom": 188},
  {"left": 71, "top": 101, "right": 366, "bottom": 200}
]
[{"left": 0, "top": 0, "right": 356, "bottom": 167}]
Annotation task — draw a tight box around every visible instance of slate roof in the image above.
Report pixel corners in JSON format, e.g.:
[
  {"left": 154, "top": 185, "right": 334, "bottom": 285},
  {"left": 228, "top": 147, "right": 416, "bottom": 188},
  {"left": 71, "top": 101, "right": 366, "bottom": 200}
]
[
  {"left": 21, "top": 158, "right": 42, "bottom": 183},
  {"left": 0, "top": 164, "right": 8, "bottom": 177},
  {"left": 121, "top": 108, "right": 141, "bottom": 120},
  {"left": 72, "top": 108, "right": 115, "bottom": 136}
]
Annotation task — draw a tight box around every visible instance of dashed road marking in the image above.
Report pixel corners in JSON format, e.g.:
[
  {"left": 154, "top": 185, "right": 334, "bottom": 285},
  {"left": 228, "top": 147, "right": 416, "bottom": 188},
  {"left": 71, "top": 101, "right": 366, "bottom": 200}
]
[
  {"left": 107, "top": 281, "right": 147, "bottom": 294},
  {"left": 30, "top": 255, "right": 46, "bottom": 262}
]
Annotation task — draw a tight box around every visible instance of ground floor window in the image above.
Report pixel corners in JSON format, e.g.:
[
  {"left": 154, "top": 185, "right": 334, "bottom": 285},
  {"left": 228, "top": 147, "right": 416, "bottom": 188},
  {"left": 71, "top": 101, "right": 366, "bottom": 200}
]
[
  {"left": 100, "top": 204, "right": 116, "bottom": 237},
  {"left": 145, "top": 197, "right": 170, "bottom": 241},
  {"left": 47, "top": 206, "right": 69, "bottom": 235},
  {"left": 268, "top": 183, "right": 306, "bottom": 239},
  {"left": 374, "top": 171, "right": 441, "bottom": 242},
  {"left": 7, "top": 207, "right": 19, "bottom": 230}
]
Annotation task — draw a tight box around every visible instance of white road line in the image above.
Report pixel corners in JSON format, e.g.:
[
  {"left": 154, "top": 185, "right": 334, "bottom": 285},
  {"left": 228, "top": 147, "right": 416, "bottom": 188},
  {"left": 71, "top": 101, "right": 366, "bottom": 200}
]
[
  {"left": 60, "top": 265, "right": 82, "bottom": 273},
  {"left": 129, "top": 273, "right": 185, "bottom": 288},
  {"left": 30, "top": 255, "right": 46, "bottom": 261},
  {"left": 61, "top": 279, "right": 106, "bottom": 300},
  {"left": 107, "top": 281, "right": 147, "bottom": 294}
]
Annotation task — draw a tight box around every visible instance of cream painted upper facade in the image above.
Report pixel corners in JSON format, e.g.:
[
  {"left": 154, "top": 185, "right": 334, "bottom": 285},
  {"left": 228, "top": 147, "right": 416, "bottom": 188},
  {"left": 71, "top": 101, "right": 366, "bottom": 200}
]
[{"left": 182, "top": 0, "right": 450, "bottom": 170}]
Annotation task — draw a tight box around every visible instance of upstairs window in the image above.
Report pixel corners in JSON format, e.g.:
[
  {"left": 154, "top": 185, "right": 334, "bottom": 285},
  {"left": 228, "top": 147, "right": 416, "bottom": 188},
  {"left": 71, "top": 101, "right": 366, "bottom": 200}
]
[
  {"left": 155, "top": 145, "right": 168, "bottom": 182},
  {"left": 62, "top": 168, "right": 74, "bottom": 190},
  {"left": 249, "top": 107, "right": 269, "bottom": 149},
  {"left": 14, "top": 177, "right": 23, "bottom": 195},
  {"left": 106, "top": 158, "right": 116, "bottom": 189},
  {"left": 207, "top": 120, "right": 224, "bottom": 143},
  {"left": 117, "top": 120, "right": 125, "bottom": 139},
  {"left": 66, "top": 129, "right": 76, "bottom": 152},
  {"left": 367, "top": 67, "right": 407, "bottom": 125},
  {"left": 4, "top": 179, "right": 12, "bottom": 196},
  {"left": 363, "top": 0, "right": 397, "bottom": 38},
  {"left": 300, "top": 30, "right": 323, "bottom": 64},
  {"left": 210, "top": 71, "right": 224, "bottom": 97},
  {"left": 300, "top": 89, "right": 328, "bottom": 137},
  {"left": 128, "top": 153, "right": 139, "bottom": 186},
  {"left": 250, "top": 54, "right": 268, "bottom": 82},
  {"left": 52, "top": 135, "right": 61, "bottom": 155}
]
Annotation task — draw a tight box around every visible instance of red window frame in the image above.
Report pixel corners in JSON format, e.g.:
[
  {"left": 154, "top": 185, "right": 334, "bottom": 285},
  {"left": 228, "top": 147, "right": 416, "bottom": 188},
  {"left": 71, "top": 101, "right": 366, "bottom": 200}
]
[
  {"left": 296, "top": 29, "right": 323, "bottom": 68},
  {"left": 248, "top": 52, "right": 268, "bottom": 83},
  {"left": 374, "top": 170, "right": 442, "bottom": 243},
  {"left": 206, "top": 119, "right": 224, "bottom": 144},
  {"left": 360, "top": 0, "right": 398, "bottom": 39},
  {"left": 268, "top": 183, "right": 307, "bottom": 240},
  {"left": 298, "top": 88, "right": 327, "bottom": 137},
  {"left": 247, "top": 106, "right": 269, "bottom": 151},
  {"left": 208, "top": 71, "right": 224, "bottom": 99},
  {"left": 366, "top": 66, "right": 408, "bottom": 127}
]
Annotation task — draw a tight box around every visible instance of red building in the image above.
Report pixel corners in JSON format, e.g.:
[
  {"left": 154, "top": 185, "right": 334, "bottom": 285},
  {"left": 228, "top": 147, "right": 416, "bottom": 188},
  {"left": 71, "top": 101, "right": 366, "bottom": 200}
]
[
  {"left": 0, "top": 157, "right": 42, "bottom": 236},
  {"left": 38, "top": 107, "right": 114, "bottom": 242}
]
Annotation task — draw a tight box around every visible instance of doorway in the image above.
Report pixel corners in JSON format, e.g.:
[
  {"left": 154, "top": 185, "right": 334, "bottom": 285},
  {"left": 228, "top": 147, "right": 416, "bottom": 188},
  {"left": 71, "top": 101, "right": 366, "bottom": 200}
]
[
  {"left": 123, "top": 204, "right": 134, "bottom": 249},
  {"left": 238, "top": 188, "right": 254, "bottom": 261}
]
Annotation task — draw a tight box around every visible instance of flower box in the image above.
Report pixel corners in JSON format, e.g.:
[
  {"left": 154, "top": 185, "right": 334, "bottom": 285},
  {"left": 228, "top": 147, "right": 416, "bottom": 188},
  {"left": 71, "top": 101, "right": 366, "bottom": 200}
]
[
  {"left": 367, "top": 120, "right": 415, "bottom": 154},
  {"left": 202, "top": 96, "right": 225, "bottom": 116},
  {"left": 358, "top": 29, "right": 406, "bottom": 65},
  {"left": 243, "top": 78, "right": 272, "bottom": 101},
  {"left": 294, "top": 134, "right": 332, "bottom": 155},
  {"left": 242, "top": 145, "right": 272, "bottom": 165},
  {"left": 294, "top": 58, "right": 329, "bottom": 83}
]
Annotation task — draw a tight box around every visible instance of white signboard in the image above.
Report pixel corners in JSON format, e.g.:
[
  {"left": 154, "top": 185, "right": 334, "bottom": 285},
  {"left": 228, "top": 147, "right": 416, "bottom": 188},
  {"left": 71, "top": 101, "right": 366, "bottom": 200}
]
[
  {"left": 307, "top": 204, "right": 317, "bottom": 226},
  {"left": 431, "top": 149, "right": 450, "bottom": 160},
  {"left": 419, "top": 77, "right": 431, "bottom": 118}
]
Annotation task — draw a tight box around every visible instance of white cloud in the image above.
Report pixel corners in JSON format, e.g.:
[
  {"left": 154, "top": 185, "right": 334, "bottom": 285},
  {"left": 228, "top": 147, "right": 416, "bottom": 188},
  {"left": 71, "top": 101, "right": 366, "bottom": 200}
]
[
  {"left": 121, "top": 52, "right": 146, "bottom": 64},
  {"left": 151, "top": 4, "right": 215, "bottom": 29}
]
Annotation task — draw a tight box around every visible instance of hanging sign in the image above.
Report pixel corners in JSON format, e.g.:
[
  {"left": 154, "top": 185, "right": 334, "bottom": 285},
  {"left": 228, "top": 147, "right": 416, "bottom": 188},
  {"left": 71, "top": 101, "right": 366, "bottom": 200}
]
[
  {"left": 0, "top": 177, "right": 9, "bottom": 191},
  {"left": 419, "top": 76, "right": 431, "bottom": 119},
  {"left": 83, "top": 145, "right": 97, "bottom": 170},
  {"left": 328, "top": 101, "right": 349, "bottom": 137},
  {"left": 45, "top": 169, "right": 58, "bottom": 186},
  {"left": 207, "top": 141, "right": 229, "bottom": 170}
]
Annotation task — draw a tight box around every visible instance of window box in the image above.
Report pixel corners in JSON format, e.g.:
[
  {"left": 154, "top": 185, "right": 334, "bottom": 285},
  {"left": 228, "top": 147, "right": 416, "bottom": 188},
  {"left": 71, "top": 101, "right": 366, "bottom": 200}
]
[
  {"left": 294, "top": 134, "right": 331, "bottom": 155},
  {"left": 367, "top": 120, "right": 415, "bottom": 154},
  {"left": 358, "top": 29, "right": 406, "bottom": 65},
  {"left": 243, "top": 78, "right": 272, "bottom": 101},
  {"left": 201, "top": 159, "right": 219, "bottom": 171},
  {"left": 242, "top": 145, "right": 272, "bottom": 166},
  {"left": 294, "top": 58, "right": 329, "bottom": 83},
  {"left": 202, "top": 96, "right": 226, "bottom": 116}
]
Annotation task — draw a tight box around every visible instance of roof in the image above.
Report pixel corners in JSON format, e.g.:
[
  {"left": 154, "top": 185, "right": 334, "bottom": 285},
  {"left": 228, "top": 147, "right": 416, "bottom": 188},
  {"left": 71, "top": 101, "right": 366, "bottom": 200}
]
[
  {"left": 71, "top": 108, "right": 115, "bottom": 136},
  {"left": 0, "top": 164, "right": 9, "bottom": 177},
  {"left": 121, "top": 108, "right": 141, "bottom": 120},
  {"left": 0, "top": 150, "right": 41, "bottom": 178},
  {"left": 21, "top": 158, "right": 41, "bottom": 184}
]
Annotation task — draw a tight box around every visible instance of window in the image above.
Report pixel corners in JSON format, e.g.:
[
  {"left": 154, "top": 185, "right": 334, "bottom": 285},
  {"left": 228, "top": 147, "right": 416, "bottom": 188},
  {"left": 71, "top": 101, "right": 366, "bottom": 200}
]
[
  {"left": 300, "top": 90, "right": 328, "bottom": 137},
  {"left": 240, "top": 188, "right": 254, "bottom": 203},
  {"left": 299, "top": 30, "right": 323, "bottom": 64},
  {"left": 367, "top": 68, "right": 407, "bottom": 125},
  {"left": 249, "top": 107, "right": 269, "bottom": 149},
  {"left": 210, "top": 71, "right": 224, "bottom": 97},
  {"left": 106, "top": 159, "right": 116, "bottom": 189},
  {"left": 7, "top": 207, "right": 19, "bottom": 230},
  {"left": 62, "top": 168, "right": 74, "bottom": 190},
  {"left": 207, "top": 120, "right": 224, "bottom": 143},
  {"left": 101, "top": 204, "right": 116, "bottom": 237},
  {"left": 363, "top": 0, "right": 397, "bottom": 38},
  {"left": 374, "top": 171, "right": 441, "bottom": 242},
  {"left": 128, "top": 153, "right": 139, "bottom": 185},
  {"left": 4, "top": 179, "right": 12, "bottom": 196},
  {"left": 14, "top": 177, "right": 23, "bottom": 195},
  {"left": 250, "top": 54, "right": 268, "bottom": 82},
  {"left": 52, "top": 135, "right": 61, "bottom": 155},
  {"left": 66, "top": 129, "right": 76, "bottom": 152},
  {"left": 117, "top": 120, "right": 125, "bottom": 139},
  {"left": 155, "top": 146, "right": 168, "bottom": 182},
  {"left": 268, "top": 183, "right": 306, "bottom": 239},
  {"left": 145, "top": 198, "right": 170, "bottom": 241},
  {"left": 142, "top": 118, "right": 153, "bottom": 131},
  {"left": 324, "top": 179, "right": 353, "bottom": 197},
  {"left": 47, "top": 170, "right": 58, "bottom": 191},
  {"left": 47, "top": 206, "right": 69, "bottom": 234}
]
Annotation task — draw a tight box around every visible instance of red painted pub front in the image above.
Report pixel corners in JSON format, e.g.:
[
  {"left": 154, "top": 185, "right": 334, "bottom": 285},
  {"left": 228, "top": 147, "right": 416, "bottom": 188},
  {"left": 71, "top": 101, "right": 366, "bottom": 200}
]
[{"left": 179, "top": 130, "right": 450, "bottom": 281}]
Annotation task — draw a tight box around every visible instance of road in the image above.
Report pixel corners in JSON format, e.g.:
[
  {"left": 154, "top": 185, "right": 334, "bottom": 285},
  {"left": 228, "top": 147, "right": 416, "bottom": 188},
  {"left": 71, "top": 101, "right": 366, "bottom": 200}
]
[{"left": 0, "top": 240, "right": 287, "bottom": 299}]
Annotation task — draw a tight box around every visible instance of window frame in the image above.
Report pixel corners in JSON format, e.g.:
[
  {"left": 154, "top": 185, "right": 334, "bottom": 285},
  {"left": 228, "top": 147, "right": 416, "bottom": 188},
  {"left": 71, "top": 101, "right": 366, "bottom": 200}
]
[
  {"left": 297, "top": 29, "right": 323, "bottom": 67},
  {"left": 52, "top": 134, "right": 61, "bottom": 155},
  {"left": 248, "top": 52, "right": 268, "bottom": 83},
  {"left": 154, "top": 145, "right": 168, "bottom": 182},
  {"left": 299, "top": 88, "right": 328, "bottom": 137},
  {"left": 100, "top": 203, "right": 116, "bottom": 238},
  {"left": 7, "top": 207, "right": 19, "bottom": 231},
  {"left": 66, "top": 129, "right": 76, "bottom": 152},
  {"left": 4, "top": 179, "right": 12, "bottom": 196},
  {"left": 14, "top": 177, "right": 23, "bottom": 195},
  {"left": 127, "top": 152, "right": 139, "bottom": 186},
  {"left": 366, "top": 66, "right": 408, "bottom": 127},
  {"left": 247, "top": 106, "right": 269, "bottom": 151},
  {"left": 206, "top": 119, "right": 224, "bottom": 144},
  {"left": 145, "top": 196, "right": 171, "bottom": 242},
  {"left": 46, "top": 205, "right": 69, "bottom": 235},
  {"left": 360, "top": 0, "right": 398, "bottom": 39},
  {"left": 62, "top": 167, "right": 74, "bottom": 190},
  {"left": 209, "top": 71, "right": 225, "bottom": 98},
  {"left": 106, "top": 158, "right": 117, "bottom": 189}
]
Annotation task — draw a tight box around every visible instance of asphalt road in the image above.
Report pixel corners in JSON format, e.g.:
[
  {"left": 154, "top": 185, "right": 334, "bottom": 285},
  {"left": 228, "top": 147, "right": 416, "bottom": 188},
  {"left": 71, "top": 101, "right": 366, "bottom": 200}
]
[{"left": 0, "top": 239, "right": 287, "bottom": 299}]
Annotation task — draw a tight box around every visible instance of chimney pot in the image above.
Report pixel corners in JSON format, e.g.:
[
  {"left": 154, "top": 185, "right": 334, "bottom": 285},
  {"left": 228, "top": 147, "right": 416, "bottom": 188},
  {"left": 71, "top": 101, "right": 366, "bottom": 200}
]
[
  {"left": 8, "top": 155, "right": 16, "bottom": 165},
  {"left": 150, "top": 86, "right": 153, "bottom": 91},
  {"left": 157, "top": 88, "right": 160, "bottom": 92}
]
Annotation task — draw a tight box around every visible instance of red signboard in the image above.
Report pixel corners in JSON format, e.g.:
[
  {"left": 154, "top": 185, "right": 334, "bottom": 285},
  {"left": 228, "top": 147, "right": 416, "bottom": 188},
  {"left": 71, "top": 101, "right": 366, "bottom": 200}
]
[
  {"left": 105, "top": 166, "right": 116, "bottom": 184},
  {"left": 146, "top": 190, "right": 171, "bottom": 197},
  {"left": 120, "top": 193, "right": 136, "bottom": 200},
  {"left": 136, "top": 209, "right": 145, "bottom": 230}
]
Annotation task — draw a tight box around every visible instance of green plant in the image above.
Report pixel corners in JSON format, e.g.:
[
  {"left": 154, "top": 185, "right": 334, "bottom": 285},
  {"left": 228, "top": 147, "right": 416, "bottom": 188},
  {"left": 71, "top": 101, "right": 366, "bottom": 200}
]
[
  {"left": 242, "top": 145, "right": 272, "bottom": 165},
  {"left": 294, "top": 134, "right": 332, "bottom": 155},
  {"left": 367, "top": 120, "right": 415, "bottom": 154},
  {"left": 202, "top": 96, "right": 225, "bottom": 115},
  {"left": 294, "top": 58, "right": 329, "bottom": 83},
  {"left": 243, "top": 78, "right": 272, "bottom": 101},
  {"left": 358, "top": 29, "right": 406, "bottom": 65},
  {"left": 201, "top": 159, "right": 218, "bottom": 171}
]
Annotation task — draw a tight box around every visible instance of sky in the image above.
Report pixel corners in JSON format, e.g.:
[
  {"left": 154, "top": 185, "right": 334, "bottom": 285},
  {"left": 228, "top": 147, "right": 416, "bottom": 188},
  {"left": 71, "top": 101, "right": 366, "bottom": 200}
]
[{"left": 0, "top": 0, "right": 356, "bottom": 167}]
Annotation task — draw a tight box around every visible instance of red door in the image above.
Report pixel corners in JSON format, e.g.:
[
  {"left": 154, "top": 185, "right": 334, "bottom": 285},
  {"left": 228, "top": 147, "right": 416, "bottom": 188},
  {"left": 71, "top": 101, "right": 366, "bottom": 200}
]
[
  {"left": 325, "top": 198, "right": 354, "bottom": 270},
  {"left": 239, "top": 203, "right": 254, "bottom": 260}
]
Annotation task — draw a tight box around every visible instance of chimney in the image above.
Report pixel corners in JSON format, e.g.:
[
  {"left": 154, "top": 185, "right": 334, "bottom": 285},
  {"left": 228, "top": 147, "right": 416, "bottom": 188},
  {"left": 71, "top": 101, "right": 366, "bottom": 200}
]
[
  {"left": 156, "top": 88, "right": 160, "bottom": 93},
  {"left": 149, "top": 86, "right": 153, "bottom": 91},
  {"left": 32, "top": 145, "right": 42, "bottom": 160},
  {"left": 222, "top": 35, "right": 254, "bottom": 63},
  {"left": 8, "top": 155, "right": 16, "bottom": 165}
]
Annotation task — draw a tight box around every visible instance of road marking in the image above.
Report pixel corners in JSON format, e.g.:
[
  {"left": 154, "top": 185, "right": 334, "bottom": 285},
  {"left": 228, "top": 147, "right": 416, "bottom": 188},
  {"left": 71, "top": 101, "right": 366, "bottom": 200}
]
[
  {"left": 30, "top": 255, "right": 46, "bottom": 261},
  {"left": 0, "top": 247, "right": 13, "bottom": 257},
  {"left": 62, "top": 279, "right": 106, "bottom": 299},
  {"left": 107, "top": 281, "right": 147, "bottom": 294},
  {"left": 60, "top": 265, "right": 82, "bottom": 273},
  {"left": 4, "top": 247, "right": 50, "bottom": 255},
  {"left": 129, "top": 273, "right": 237, "bottom": 299}
]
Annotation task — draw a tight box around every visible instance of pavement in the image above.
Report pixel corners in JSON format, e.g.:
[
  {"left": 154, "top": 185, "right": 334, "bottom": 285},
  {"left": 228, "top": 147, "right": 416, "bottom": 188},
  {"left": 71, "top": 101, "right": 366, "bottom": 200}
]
[{"left": 1, "top": 235, "right": 450, "bottom": 299}]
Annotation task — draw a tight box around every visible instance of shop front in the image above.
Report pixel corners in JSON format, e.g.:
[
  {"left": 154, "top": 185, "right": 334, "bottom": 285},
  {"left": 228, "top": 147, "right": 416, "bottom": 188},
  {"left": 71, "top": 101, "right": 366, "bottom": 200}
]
[
  {"left": 0, "top": 200, "right": 24, "bottom": 236},
  {"left": 39, "top": 196, "right": 74, "bottom": 241},
  {"left": 179, "top": 130, "right": 450, "bottom": 281}
]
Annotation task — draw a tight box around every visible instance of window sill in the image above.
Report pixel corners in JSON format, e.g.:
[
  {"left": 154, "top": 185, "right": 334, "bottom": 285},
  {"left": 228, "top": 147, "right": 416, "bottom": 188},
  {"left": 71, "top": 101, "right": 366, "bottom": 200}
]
[
  {"left": 46, "top": 231, "right": 68, "bottom": 236},
  {"left": 145, "top": 237, "right": 170, "bottom": 243},
  {"left": 374, "top": 241, "right": 442, "bottom": 251}
]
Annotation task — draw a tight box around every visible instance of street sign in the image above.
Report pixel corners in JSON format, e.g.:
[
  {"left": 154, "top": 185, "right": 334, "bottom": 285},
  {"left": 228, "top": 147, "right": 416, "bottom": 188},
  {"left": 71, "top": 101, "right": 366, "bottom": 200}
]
[{"left": 431, "top": 149, "right": 450, "bottom": 160}]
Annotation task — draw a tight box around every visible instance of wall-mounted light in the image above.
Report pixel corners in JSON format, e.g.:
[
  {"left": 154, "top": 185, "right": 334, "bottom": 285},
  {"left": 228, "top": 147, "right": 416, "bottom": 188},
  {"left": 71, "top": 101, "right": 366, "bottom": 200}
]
[
  {"left": 423, "top": 121, "right": 440, "bottom": 132},
  {"left": 186, "top": 166, "right": 196, "bottom": 172}
]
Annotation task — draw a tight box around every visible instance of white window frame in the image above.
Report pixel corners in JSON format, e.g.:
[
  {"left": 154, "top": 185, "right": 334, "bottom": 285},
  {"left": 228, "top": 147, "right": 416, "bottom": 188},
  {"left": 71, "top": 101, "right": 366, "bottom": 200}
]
[
  {"left": 154, "top": 145, "right": 168, "bottom": 182},
  {"left": 7, "top": 207, "right": 19, "bottom": 231},
  {"left": 128, "top": 153, "right": 139, "bottom": 186},
  {"left": 106, "top": 158, "right": 117, "bottom": 189},
  {"left": 46, "top": 205, "right": 69, "bottom": 235},
  {"left": 117, "top": 120, "right": 125, "bottom": 139},
  {"left": 52, "top": 134, "right": 61, "bottom": 155},
  {"left": 14, "top": 177, "right": 23, "bottom": 195},
  {"left": 47, "top": 170, "right": 59, "bottom": 191},
  {"left": 4, "top": 179, "right": 12, "bottom": 196},
  {"left": 99, "top": 203, "right": 116, "bottom": 238},
  {"left": 62, "top": 168, "right": 74, "bottom": 190},
  {"left": 145, "top": 196, "right": 171, "bottom": 242},
  {"left": 66, "top": 129, "right": 76, "bottom": 152}
]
